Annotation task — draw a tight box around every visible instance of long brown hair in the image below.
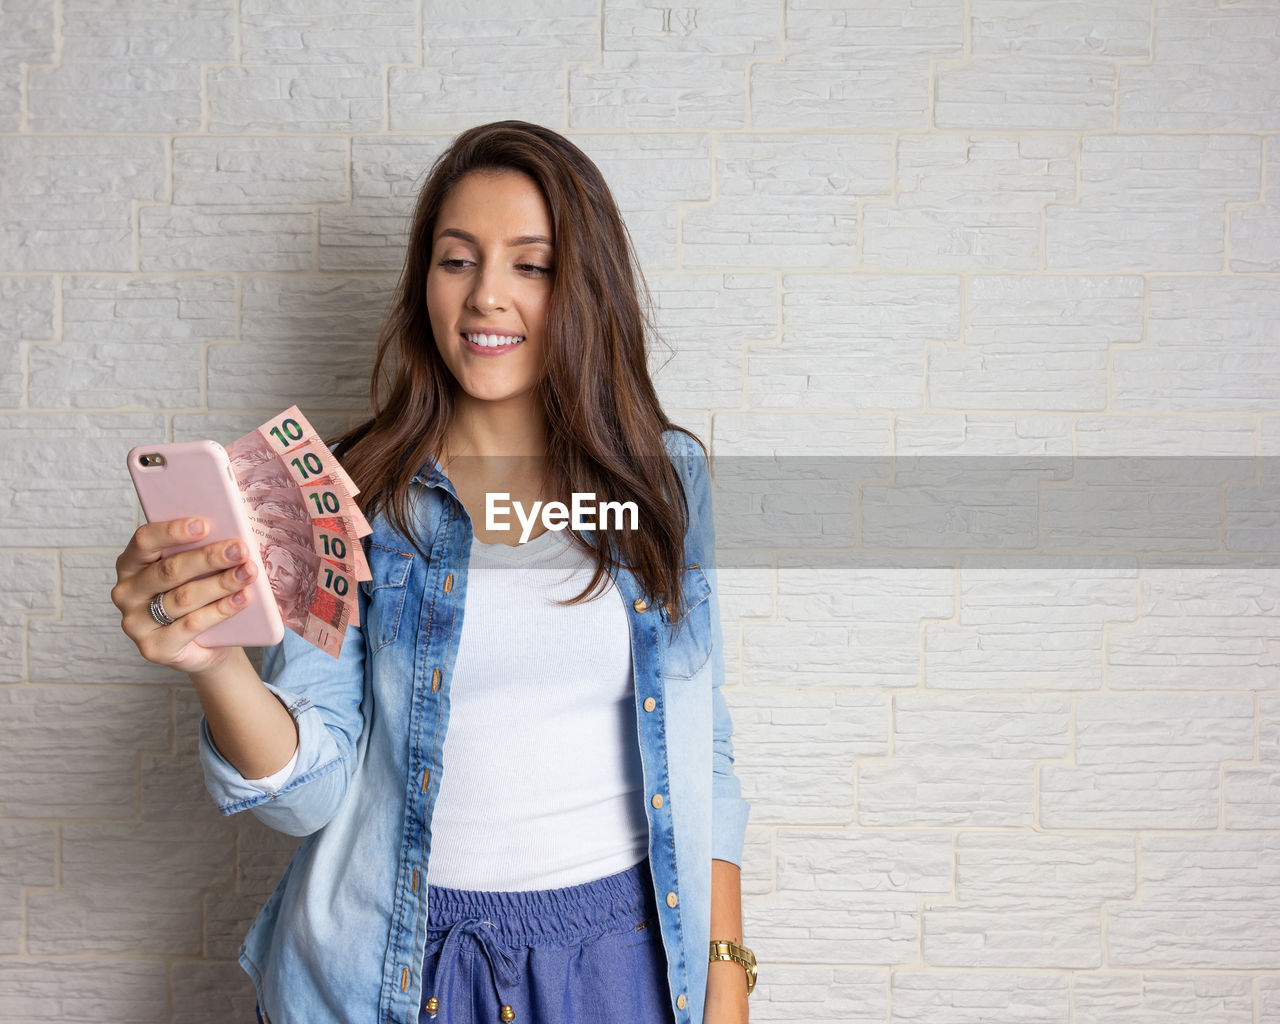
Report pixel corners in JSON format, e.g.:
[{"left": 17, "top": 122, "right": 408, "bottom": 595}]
[{"left": 331, "top": 120, "right": 702, "bottom": 616}]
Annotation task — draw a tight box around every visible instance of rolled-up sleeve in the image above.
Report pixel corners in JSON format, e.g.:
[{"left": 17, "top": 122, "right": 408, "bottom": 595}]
[
  {"left": 198, "top": 616, "right": 367, "bottom": 837},
  {"left": 679, "top": 433, "right": 751, "bottom": 865}
]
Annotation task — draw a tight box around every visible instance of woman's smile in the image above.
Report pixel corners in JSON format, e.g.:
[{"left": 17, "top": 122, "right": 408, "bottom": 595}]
[{"left": 459, "top": 329, "right": 526, "bottom": 354}]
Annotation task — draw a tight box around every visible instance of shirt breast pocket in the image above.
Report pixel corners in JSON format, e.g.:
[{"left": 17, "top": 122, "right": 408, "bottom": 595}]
[
  {"left": 659, "top": 564, "right": 713, "bottom": 679},
  {"left": 357, "top": 543, "right": 413, "bottom": 654}
]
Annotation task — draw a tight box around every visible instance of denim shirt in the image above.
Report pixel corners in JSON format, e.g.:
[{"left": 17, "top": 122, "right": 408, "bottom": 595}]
[{"left": 198, "top": 429, "right": 750, "bottom": 1024}]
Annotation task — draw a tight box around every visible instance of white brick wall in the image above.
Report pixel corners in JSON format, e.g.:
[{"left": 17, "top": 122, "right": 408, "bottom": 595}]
[{"left": 1, "top": 1, "right": 1277, "bottom": 1021}]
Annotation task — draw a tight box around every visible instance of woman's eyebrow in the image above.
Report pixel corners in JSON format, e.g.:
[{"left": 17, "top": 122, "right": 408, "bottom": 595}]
[{"left": 436, "top": 228, "right": 552, "bottom": 247}]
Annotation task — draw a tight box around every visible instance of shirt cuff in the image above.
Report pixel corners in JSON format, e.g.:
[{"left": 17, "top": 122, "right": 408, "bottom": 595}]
[
  {"left": 198, "top": 676, "right": 339, "bottom": 814},
  {"left": 711, "top": 793, "right": 751, "bottom": 867},
  {"left": 242, "top": 744, "right": 300, "bottom": 794}
]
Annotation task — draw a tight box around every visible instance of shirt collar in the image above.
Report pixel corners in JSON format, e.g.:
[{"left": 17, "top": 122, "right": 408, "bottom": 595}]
[{"left": 410, "top": 454, "right": 456, "bottom": 495}]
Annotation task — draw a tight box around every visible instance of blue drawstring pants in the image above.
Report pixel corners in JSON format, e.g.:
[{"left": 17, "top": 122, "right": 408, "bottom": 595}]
[
  {"left": 419, "top": 857, "right": 675, "bottom": 1024},
  {"left": 255, "top": 858, "right": 676, "bottom": 1024}
]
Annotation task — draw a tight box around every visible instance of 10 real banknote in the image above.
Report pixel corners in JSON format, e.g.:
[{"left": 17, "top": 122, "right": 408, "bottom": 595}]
[{"left": 225, "top": 407, "right": 371, "bottom": 659}]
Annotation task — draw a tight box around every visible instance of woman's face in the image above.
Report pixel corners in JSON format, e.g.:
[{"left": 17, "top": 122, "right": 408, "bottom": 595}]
[{"left": 426, "top": 168, "right": 555, "bottom": 411}]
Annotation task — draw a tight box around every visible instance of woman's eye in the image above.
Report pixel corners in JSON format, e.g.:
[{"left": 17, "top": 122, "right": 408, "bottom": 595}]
[
  {"left": 439, "top": 258, "right": 471, "bottom": 269},
  {"left": 520, "top": 264, "right": 553, "bottom": 276}
]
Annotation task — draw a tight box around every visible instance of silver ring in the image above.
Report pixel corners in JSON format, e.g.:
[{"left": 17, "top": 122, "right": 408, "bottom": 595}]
[{"left": 149, "top": 592, "right": 176, "bottom": 627}]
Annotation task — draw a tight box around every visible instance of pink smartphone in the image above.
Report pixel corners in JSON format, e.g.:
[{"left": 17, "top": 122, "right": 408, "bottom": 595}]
[{"left": 127, "top": 440, "right": 284, "bottom": 648}]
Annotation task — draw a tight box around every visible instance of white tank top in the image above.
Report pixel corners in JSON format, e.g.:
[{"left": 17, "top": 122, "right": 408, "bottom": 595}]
[{"left": 422, "top": 526, "right": 650, "bottom": 890}]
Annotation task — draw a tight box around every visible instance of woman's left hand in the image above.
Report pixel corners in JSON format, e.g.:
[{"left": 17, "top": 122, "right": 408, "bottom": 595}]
[{"left": 703, "top": 959, "right": 750, "bottom": 1023}]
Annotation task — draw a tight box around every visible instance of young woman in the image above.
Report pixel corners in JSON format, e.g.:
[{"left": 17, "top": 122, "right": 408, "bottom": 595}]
[{"left": 111, "top": 121, "right": 754, "bottom": 1024}]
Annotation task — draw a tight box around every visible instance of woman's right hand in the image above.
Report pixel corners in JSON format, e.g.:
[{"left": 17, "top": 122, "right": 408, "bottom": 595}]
[{"left": 111, "top": 516, "right": 257, "bottom": 676}]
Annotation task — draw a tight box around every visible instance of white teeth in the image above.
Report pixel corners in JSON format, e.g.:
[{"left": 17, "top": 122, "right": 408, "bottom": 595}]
[{"left": 464, "top": 332, "right": 524, "bottom": 348}]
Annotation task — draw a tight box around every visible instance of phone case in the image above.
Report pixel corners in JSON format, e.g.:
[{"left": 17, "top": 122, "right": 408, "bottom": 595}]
[{"left": 127, "top": 440, "right": 285, "bottom": 648}]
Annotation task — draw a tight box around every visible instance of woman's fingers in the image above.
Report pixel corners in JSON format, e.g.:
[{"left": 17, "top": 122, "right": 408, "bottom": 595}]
[
  {"left": 169, "top": 558, "right": 256, "bottom": 620},
  {"left": 114, "top": 517, "right": 208, "bottom": 579},
  {"left": 134, "top": 585, "right": 254, "bottom": 666},
  {"left": 133, "top": 536, "right": 250, "bottom": 605},
  {"left": 130, "top": 558, "right": 257, "bottom": 631},
  {"left": 113, "top": 517, "right": 262, "bottom": 671},
  {"left": 112, "top": 518, "right": 206, "bottom": 622}
]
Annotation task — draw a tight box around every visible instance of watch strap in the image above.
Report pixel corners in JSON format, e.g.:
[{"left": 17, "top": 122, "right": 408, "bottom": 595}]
[{"left": 708, "top": 939, "right": 757, "bottom": 995}]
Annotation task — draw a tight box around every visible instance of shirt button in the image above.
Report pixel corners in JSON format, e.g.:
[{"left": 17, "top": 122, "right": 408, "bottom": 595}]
[
  {"left": 633, "top": 597, "right": 648, "bottom": 612},
  {"left": 643, "top": 697, "right": 656, "bottom": 713},
  {"left": 651, "top": 793, "right": 664, "bottom": 809},
  {"left": 666, "top": 891, "right": 678, "bottom": 908},
  {"left": 676, "top": 994, "right": 687, "bottom": 1010}
]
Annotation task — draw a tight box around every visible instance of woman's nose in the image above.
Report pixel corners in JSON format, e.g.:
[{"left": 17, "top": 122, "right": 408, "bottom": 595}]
[{"left": 468, "top": 265, "right": 507, "bottom": 313}]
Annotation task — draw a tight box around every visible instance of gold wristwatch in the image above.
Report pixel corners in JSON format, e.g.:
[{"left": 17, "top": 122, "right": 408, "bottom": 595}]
[{"left": 708, "top": 939, "right": 757, "bottom": 995}]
